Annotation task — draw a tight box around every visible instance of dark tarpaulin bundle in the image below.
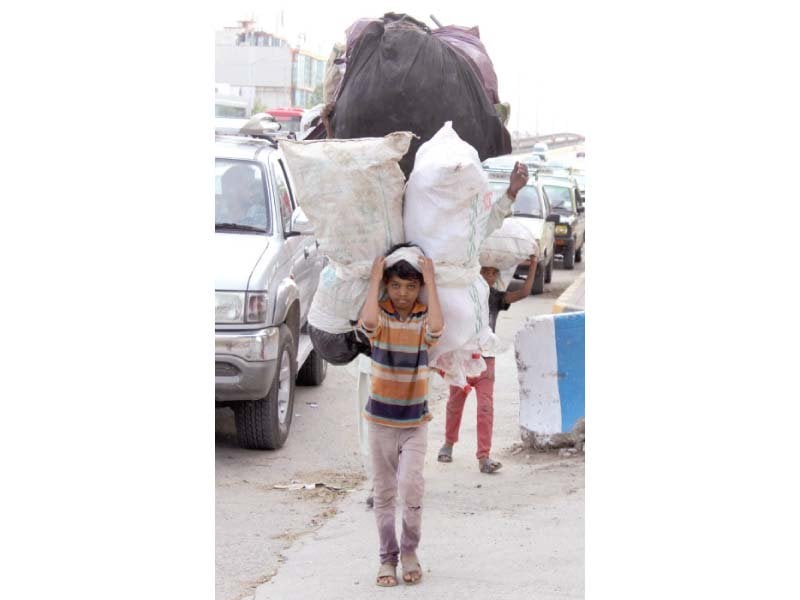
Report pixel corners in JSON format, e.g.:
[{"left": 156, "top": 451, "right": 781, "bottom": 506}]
[
  {"left": 308, "top": 324, "right": 371, "bottom": 365},
  {"left": 431, "top": 25, "right": 500, "bottom": 105},
  {"left": 328, "top": 13, "right": 511, "bottom": 178}
]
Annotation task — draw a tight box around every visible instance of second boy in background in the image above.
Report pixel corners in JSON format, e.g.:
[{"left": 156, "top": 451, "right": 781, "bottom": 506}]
[{"left": 437, "top": 254, "right": 539, "bottom": 472}]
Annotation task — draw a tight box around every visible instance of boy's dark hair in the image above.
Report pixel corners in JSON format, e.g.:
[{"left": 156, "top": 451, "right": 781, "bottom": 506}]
[{"left": 383, "top": 242, "right": 425, "bottom": 285}]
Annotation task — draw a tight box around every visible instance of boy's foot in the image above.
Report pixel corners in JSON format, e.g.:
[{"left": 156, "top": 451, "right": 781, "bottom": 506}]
[
  {"left": 479, "top": 456, "right": 503, "bottom": 473},
  {"left": 376, "top": 563, "right": 398, "bottom": 587},
  {"left": 401, "top": 553, "right": 423, "bottom": 585},
  {"left": 437, "top": 443, "right": 453, "bottom": 463},
  {"left": 366, "top": 493, "right": 374, "bottom": 509}
]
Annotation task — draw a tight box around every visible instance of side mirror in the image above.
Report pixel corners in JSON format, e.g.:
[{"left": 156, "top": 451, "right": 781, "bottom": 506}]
[
  {"left": 286, "top": 207, "right": 315, "bottom": 237},
  {"left": 546, "top": 214, "right": 560, "bottom": 223}
]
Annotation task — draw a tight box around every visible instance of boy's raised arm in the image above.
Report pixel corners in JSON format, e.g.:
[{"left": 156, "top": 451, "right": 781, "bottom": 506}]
[
  {"left": 418, "top": 257, "right": 444, "bottom": 334},
  {"left": 504, "top": 254, "right": 538, "bottom": 304},
  {"left": 359, "top": 257, "right": 385, "bottom": 331},
  {"left": 484, "top": 161, "right": 529, "bottom": 238}
]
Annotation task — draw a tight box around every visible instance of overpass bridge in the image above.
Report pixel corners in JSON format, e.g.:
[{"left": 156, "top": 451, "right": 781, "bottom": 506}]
[{"left": 511, "top": 132, "right": 584, "bottom": 155}]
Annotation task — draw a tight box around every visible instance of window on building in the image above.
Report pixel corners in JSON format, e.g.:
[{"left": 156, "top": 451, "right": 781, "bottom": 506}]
[{"left": 304, "top": 57, "right": 312, "bottom": 88}]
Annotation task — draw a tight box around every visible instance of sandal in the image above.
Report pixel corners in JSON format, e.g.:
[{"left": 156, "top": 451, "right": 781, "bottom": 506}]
[
  {"left": 479, "top": 457, "right": 503, "bottom": 474},
  {"left": 376, "top": 562, "right": 398, "bottom": 587},
  {"left": 401, "top": 553, "right": 423, "bottom": 585},
  {"left": 437, "top": 444, "right": 453, "bottom": 463}
]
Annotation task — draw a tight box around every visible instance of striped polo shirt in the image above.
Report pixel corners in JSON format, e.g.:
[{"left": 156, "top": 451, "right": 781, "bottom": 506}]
[{"left": 359, "top": 298, "right": 442, "bottom": 428}]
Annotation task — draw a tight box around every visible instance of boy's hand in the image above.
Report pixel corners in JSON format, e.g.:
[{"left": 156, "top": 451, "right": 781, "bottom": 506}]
[
  {"left": 369, "top": 256, "right": 386, "bottom": 283},
  {"left": 507, "top": 162, "right": 529, "bottom": 199},
  {"left": 418, "top": 256, "right": 436, "bottom": 285}
]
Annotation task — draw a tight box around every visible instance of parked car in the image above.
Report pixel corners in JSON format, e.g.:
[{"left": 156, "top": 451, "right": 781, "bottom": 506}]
[
  {"left": 540, "top": 175, "right": 586, "bottom": 269},
  {"left": 531, "top": 141, "right": 549, "bottom": 161},
  {"left": 215, "top": 130, "right": 327, "bottom": 450},
  {"left": 537, "top": 160, "right": 586, "bottom": 204},
  {"left": 484, "top": 159, "right": 558, "bottom": 294},
  {"left": 265, "top": 107, "right": 305, "bottom": 134}
]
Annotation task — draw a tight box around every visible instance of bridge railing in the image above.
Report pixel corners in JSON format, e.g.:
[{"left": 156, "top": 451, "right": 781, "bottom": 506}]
[{"left": 511, "top": 132, "right": 585, "bottom": 153}]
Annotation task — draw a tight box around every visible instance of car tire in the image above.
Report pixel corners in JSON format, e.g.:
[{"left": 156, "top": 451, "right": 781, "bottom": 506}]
[
  {"left": 545, "top": 257, "right": 553, "bottom": 283},
  {"left": 576, "top": 244, "right": 583, "bottom": 263},
  {"left": 562, "top": 242, "right": 576, "bottom": 270},
  {"left": 234, "top": 325, "right": 296, "bottom": 450},
  {"left": 531, "top": 261, "right": 546, "bottom": 295},
  {"left": 297, "top": 348, "right": 327, "bottom": 386}
]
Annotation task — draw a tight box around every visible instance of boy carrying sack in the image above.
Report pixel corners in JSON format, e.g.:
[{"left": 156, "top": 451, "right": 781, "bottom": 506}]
[
  {"left": 437, "top": 255, "right": 538, "bottom": 473},
  {"left": 358, "top": 243, "right": 443, "bottom": 587}
]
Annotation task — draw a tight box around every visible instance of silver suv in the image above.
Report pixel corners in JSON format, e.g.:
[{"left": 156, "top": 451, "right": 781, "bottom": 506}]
[{"left": 215, "top": 132, "right": 326, "bottom": 449}]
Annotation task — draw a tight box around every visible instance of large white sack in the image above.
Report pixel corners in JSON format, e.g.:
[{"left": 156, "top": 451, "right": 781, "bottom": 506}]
[
  {"left": 280, "top": 133, "right": 412, "bottom": 332},
  {"left": 426, "top": 274, "right": 497, "bottom": 378},
  {"left": 404, "top": 122, "right": 493, "bottom": 264},
  {"left": 404, "top": 122, "right": 497, "bottom": 387},
  {"left": 479, "top": 218, "right": 540, "bottom": 271}
]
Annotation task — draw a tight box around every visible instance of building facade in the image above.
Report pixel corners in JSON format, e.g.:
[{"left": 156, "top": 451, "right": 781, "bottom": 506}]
[{"left": 215, "top": 21, "right": 326, "bottom": 114}]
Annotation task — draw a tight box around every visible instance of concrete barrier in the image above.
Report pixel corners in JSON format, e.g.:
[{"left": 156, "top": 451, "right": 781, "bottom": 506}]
[{"left": 515, "top": 311, "right": 585, "bottom": 445}]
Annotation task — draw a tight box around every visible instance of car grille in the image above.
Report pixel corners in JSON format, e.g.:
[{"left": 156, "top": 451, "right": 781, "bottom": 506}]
[{"left": 215, "top": 362, "right": 240, "bottom": 377}]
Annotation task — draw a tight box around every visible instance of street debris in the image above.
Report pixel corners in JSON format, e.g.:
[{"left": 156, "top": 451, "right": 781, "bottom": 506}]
[
  {"left": 273, "top": 480, "right": 343, "bottom": 492},
  {"left": 305, "top": 402, "right": 319, "bottom": 408},
  {"left": 519, "top": 417, "right": 586, "bottom": 452}
]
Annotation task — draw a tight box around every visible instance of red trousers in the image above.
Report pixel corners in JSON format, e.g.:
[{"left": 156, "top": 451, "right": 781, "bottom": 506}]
[{"left": 445, "top": 357, "right": 495, "bottom": 460}]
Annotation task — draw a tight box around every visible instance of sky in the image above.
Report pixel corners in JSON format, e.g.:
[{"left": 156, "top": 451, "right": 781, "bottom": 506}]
[{"left": 214, "top": 1, "right": 589, "bottom": 136}]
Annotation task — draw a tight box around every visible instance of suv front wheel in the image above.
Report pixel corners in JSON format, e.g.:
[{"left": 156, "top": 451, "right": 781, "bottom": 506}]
[
  {"left": 234, "top": 325, "right": 296, "bottom": 450},
  {"left": 531, "top": 262, "right": 546, "bottom": 295},
  {"left": 297, "top": 348, "right": 327, "bottom": 386},
  {"left": 562, "top": 241, "right": 576, "bottom": 270}
]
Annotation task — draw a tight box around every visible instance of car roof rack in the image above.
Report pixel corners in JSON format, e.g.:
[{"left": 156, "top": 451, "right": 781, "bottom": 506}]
[{"left": 215, "top": 114, "right": 296, "bottom": 148}]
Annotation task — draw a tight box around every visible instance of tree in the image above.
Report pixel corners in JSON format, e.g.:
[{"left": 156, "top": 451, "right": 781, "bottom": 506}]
[
  {"left": 252, "top": 98, "right": 267, "bottom": 115},
  {"left": 308, "top": 83, "right": 323, "bottom": 108}
]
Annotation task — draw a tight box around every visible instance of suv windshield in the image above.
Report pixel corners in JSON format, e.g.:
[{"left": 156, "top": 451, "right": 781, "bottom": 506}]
[
  {"left": 489, "top": 181, "right": 542, "bottom": 217},
  {"left": 543, "top": 185, "right": 573, "bottom": 212},
  {"left": 215, "top": 159, "right": 270, "bottom": 233}
]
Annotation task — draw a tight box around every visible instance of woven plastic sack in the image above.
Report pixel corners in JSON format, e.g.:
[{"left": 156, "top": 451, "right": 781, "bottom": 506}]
[
  {"left": 307, "top": 263, "right": 371, "bottom": 333},
  {"left": 279, "top": 133, "right": 412, "bottom": 334},
  {"left": 479, "top": 218, "right": 540, "bottom": 271}
]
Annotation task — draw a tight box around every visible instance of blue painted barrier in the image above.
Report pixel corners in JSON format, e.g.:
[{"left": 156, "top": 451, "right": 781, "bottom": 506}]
[{"left": 515, "top": 311, "right": 585, "bottom": 441}]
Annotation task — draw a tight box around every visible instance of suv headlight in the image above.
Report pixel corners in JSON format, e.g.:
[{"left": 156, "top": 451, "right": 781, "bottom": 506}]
[
  {"left": 555, "top": 224, "right": 569, "bottom": 235},
  {"left": 216, "top": 292, "right": 245, "bottom": 323},
  {"left": 215, "top": 292, "right": 268, "bottom": 324}
]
